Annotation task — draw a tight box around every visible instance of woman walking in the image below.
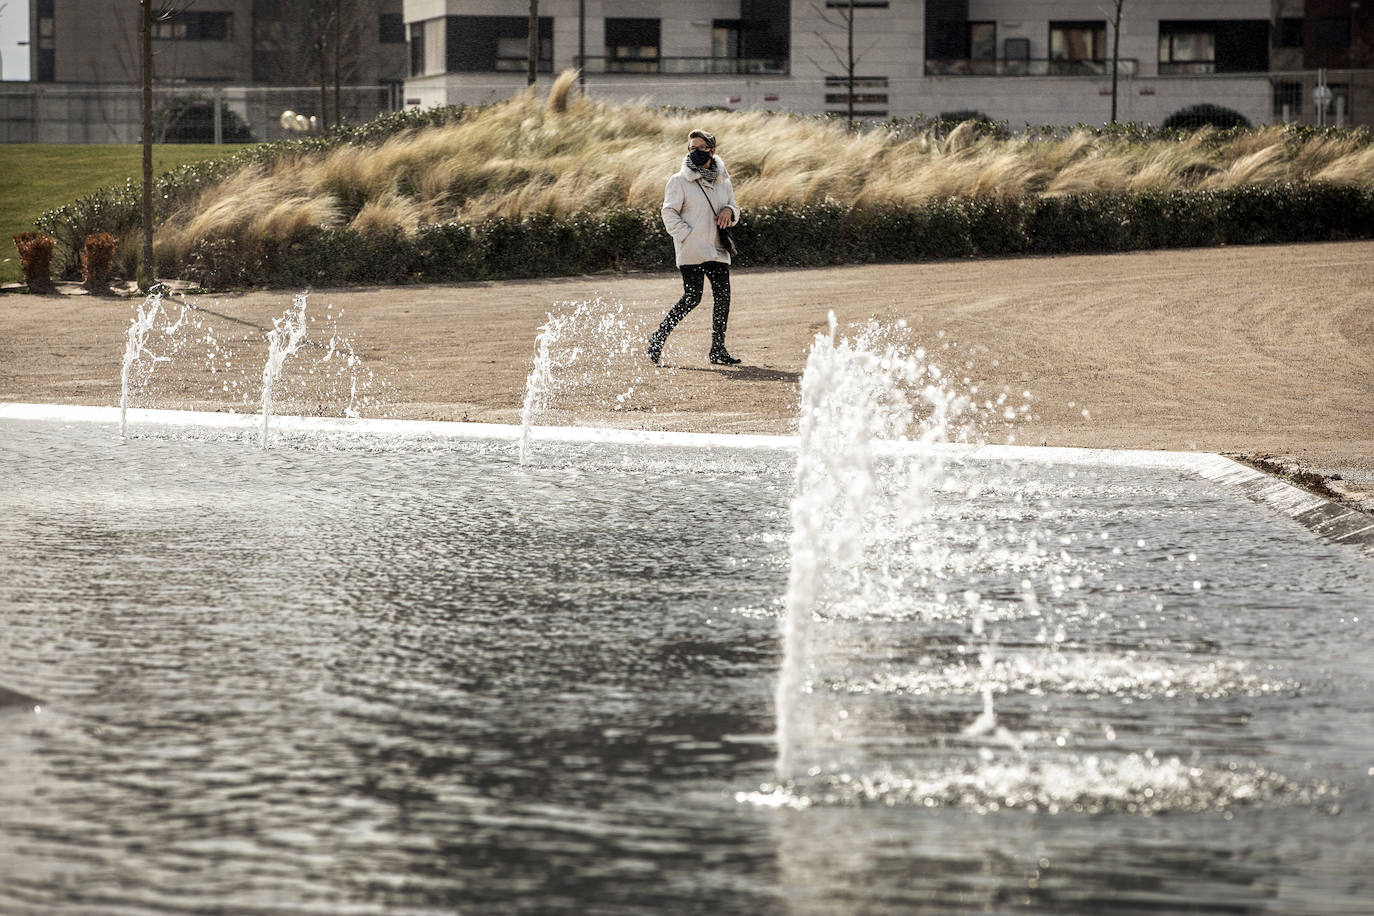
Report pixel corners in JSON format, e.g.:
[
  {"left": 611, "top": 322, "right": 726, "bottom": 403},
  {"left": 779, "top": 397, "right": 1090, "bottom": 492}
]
[{"left": 649, "top": 128, "right": 742, "bottom": 366}]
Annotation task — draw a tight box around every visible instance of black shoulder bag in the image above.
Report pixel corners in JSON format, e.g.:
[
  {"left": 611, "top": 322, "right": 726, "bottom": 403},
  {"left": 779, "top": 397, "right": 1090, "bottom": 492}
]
[{"left": 698, "top": 182, "right": 738, "bottom": 257}]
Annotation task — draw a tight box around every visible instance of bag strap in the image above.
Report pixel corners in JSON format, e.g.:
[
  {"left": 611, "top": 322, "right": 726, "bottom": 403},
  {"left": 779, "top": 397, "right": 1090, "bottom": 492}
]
[{"left": 697, "top": 181, "right": 723, "bottom": 219}]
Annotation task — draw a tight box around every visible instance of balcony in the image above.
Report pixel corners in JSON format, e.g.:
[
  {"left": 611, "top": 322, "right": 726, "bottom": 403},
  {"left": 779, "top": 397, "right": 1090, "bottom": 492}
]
[
  {"left": 925, "top": 58, "right": 1139, "bottom": 77},
  {"left": 578, "top": 56, "right": 789, "bottom": 76}
]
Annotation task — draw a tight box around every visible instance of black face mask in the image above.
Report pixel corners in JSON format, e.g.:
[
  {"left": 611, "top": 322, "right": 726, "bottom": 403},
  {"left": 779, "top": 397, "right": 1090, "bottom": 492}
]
[{"left": 688, "top": 149, "right": 713, "bottom": 167}]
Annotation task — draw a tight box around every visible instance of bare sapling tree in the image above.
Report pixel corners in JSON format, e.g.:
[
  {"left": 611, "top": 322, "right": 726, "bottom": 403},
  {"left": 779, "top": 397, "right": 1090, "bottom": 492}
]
[
  {"left": 309, "top": 0, "right": 337, "bottom": 129},
  {"left": 333, "top": 0, "right": 342, "bottom": 126},
  {"left": 528, "top": 0, "right": 539, "bottom": 87},
  {"left": 140, "top": 0, "right": 153, "bottom": 287},
  {"left": 809, "top": 0, "right": 877, "bottom": 131},
  {"left": 1108, "top": 0, "right": 1125, "bottom": 124},
  {"left": 140, "top": 1, "right": 203, "bottom": 287},
  {"left": 314, "top": 0, "right": 365, "bottom": 128}
]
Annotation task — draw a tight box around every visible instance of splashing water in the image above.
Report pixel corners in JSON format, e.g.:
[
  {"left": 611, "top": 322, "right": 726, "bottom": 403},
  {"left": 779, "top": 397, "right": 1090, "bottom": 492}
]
[
  {"left": 260, "top": 294, "right": 309, "bottom": 447},
  {"left": 120, "top": 294, "right": 163, "bottom": 438},
  {"left": 119, "top": 291, "right": 196, "bottom": 438},
  {"left": 519, "top": 297, "right": 650, "bottom": 464},
  {"left": 761, "top": 316, "right": 1343, "bottom": 823},
  {"left": 520, "top": 317, "right": 562, "bottom": 465},
  {"left": 776, "top": 314, "right": 975, "bottom": 780}
]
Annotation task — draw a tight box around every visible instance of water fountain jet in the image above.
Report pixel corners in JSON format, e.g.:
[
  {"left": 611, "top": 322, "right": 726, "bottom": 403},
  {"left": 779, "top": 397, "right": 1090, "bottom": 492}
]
[
  {"left": 120, "top": 291, "right": 195, "bottom": 438},
  {"left": 775, "top": 314, "right": 974, "bottom": 780},
  {"left": 260, "top": 294, "right": 309, "bottom": 447}
]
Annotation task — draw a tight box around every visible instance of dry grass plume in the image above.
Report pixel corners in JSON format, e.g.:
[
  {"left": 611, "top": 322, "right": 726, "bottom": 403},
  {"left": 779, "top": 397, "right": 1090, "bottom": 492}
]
[{"left": 156, "top": 70, "right": 1374, "bottom": 261}]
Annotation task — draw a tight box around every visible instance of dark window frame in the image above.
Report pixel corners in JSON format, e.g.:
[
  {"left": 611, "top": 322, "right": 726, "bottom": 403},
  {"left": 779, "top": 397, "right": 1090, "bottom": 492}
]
[
  {"left": 379, "top": 12, "right": 405, "bottom": 44},
  {"left": 824, "top": 75, "right": 888, "bottom": 116},
  {"left": 968, "top": 21, "right": 996, "bottom": 59},
  {"left": 1314, "top": 16, "right": 1352, "bottom": 51},
  {"left": 1050, "top": 20, "right": 1106, "bottom": 60},
  {"left": 153, "top": 10, "right": 232, "bottom": 41},
  {"left": 605, "top": 17, "right": 660, "bottom": 72},
  {"left": 445, "top": 15, "right": 553, "bottom": 74},
  {"left": 409, "top": 21, "right": 426, "bottom": 77},
  {"left": 1158, "top": 21, "right": 1216, "bottom": 74},
  {"left": 824, "top": 75, "right": 888, "bottom": 88},
  {"left": 1049, "top": 20, "right": 1106, "bottom": 74},
  {"left": 1272, "top": 17, "right": 1303, "bottom": 49}
]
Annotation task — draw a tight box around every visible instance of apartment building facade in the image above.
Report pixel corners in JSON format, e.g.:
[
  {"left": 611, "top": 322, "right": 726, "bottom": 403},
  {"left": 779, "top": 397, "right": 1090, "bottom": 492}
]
[
  {"left": 12, "top": 0, "right": 408, "bottom": 141},
  {"left": 403, "top": 0, "right": 1373, "bottom": 128},
  {"left": 30, "top": 0, "right": 407, "bottom": 87}
]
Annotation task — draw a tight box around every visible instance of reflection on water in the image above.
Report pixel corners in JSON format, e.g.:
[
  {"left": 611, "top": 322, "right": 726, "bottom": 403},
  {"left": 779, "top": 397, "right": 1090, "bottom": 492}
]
[{"left": 1, "top": 418, "right": 1372, "bottom": 914}]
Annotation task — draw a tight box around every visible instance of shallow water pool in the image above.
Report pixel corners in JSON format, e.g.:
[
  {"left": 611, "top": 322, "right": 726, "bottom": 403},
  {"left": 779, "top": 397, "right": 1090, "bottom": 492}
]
[{"left": 1, "top": 416, "right": 1371, "bottom": 914}]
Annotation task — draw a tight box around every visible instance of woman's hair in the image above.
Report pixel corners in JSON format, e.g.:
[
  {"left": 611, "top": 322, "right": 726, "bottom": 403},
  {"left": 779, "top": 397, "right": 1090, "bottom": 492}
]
[{"left": 687, "top": 128, "right": 716, "bottom": 150}]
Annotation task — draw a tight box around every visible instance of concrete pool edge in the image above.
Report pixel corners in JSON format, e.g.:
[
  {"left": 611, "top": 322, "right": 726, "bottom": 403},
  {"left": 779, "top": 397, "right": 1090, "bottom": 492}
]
[{"left": 4, "top": 402, "right": 1371, "bottom": 557}]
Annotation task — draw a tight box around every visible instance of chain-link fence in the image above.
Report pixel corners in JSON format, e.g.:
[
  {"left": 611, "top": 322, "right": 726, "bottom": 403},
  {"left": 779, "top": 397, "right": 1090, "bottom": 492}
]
[{"left": 0, "top": 82, "right": 404, "bottom": 144}]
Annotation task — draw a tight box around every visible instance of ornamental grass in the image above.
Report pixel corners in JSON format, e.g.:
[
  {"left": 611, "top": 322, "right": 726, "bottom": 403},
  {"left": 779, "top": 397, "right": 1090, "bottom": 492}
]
[{"left": 151, "top": 69, "right": 1374, "bottom": 270}]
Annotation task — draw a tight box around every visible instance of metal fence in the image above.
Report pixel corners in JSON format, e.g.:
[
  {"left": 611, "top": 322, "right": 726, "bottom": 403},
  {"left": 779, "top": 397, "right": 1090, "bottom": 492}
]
[{"left": 0, "top": 82, "right": 404, "bottom": 144}]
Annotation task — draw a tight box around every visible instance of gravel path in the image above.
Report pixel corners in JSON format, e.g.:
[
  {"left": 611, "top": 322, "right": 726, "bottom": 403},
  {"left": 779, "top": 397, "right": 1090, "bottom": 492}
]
[{"left": 3, "top": 240, "right": 1370, "bottom": 507}]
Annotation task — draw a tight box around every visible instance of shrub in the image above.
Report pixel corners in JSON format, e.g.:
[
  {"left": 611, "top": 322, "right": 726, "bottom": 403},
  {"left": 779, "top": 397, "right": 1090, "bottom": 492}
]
[
  {"left": 154, "top": 95, "right": 257, "bottom": 144},
  {"left": 156, "top": 180, "right": 1374, "bottom": 290},
  {"left": 81, "top": 232, "right": 119, "bottom": 290},
  {"left": 1162, "top": 104, "right": 1253, "bottom": 132},
  {"left": 413, "top": 222, "right": 484, "bottom": 281},
  {"left": 12, "top": 232, "right": 56, "bottom": 292}
]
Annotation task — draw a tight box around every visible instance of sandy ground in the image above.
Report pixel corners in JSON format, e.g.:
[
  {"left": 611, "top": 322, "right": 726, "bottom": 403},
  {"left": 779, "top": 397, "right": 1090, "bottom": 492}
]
[{"left": 2, "top": 240, "right": 1371, "bottom": 506}]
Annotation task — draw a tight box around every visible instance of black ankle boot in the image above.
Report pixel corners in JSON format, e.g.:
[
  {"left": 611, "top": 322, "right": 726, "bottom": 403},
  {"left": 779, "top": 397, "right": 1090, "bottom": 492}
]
[
  {"left": 647, "top": 334, "right": 665, "bottom": 365},
  {"left": 708, "top": 347, "right": 741, "bottom": 365}
]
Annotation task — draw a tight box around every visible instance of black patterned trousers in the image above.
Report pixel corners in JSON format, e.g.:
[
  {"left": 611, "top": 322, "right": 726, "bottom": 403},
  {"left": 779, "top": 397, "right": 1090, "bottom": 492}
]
[{"left": 652, "top": 261, "right": 732, "bottom": 351}]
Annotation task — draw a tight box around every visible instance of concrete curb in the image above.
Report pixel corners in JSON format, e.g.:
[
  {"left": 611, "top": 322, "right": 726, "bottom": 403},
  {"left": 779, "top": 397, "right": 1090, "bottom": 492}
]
[{"left": 3, "top": 401, "right": 1370, "bottom": 558}]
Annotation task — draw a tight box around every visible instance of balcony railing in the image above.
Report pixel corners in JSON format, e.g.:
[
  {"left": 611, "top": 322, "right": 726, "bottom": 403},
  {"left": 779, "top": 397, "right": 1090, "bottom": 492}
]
[
  {"left": 578, "top": 56, "right": 788, "bottom": 76},
  {"left": 925, "top": 58, "right": 1139, "bottom": 77}
]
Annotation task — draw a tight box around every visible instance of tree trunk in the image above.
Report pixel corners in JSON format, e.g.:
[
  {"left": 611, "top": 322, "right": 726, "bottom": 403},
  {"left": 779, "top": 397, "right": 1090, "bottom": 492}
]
[
  {"left": 318, "top": 37, "right": 329, "bottom": 129},
  {"left": 578, "top": 0, "right": 585, "bottom": 89},
  {"left": 139, "top": 0, "right": 153, "bottom": 288},
  {"left": 333, "top": 0, "right": 342, "bottom": 128},
  {"left": 1110, "top": 1, "right": 1123, "bottom": 124},
  {"left": 846, "top": 0, "right": 855, "bottom": 130},
  {"left": 528, "top": 0, "right": 539, "bottom": 87}
]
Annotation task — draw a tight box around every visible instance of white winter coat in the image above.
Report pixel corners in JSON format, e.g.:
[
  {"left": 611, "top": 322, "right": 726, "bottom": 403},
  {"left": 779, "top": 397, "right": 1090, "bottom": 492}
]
[{"left": 661, "top": 156, "right": 741, "bottom": 267}]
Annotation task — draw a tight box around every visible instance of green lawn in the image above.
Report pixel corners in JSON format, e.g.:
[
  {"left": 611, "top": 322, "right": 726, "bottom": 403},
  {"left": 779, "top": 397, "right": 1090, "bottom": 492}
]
[{"left": 0, "top": 143, "right": 251, "bottom": 284}]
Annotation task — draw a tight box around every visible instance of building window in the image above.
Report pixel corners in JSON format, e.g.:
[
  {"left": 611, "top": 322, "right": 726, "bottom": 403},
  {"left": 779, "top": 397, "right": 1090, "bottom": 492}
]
[
  {"left": 1314, "top": 17, "right": 1352, "bottom": 51},
  {"left": 1159, "top": 23, "right": 1215, "bottom": 74},
  {"left": 711, "top": 17, "right": 788, "bottom": 74},
  {"left": 605, "top": 18, "right": 659, "bottom": 72},
  {"left": 153, "top": 10, "right": 232, "bottom": 41},
  {"left": 1272, "top": 80, "right": 1302, "bottom": 117},
  {"left": 1272, "top": 18, "right": 1303, "bottom": 49},
  {"left": 409, "top": 21, "right": 425, "bottom": 76},
  {"left": 1050, "top": 21, "right": 1106, "bottom": 74},
  {"left": 379, "top": 13, "right": 405, "bottom": 44},
  {"left": 1001, "top": 36, "right": 1031, "bottom": 74},
  {"left": 446, "top": 16, "right": 552, "bottom": 73},
  {"left": 33, "top": 0, "right": 53, "bottom": 80},
  {"left": 714, "top": 19, "right": 741, "bottom": 61},
  {"left": 152, "top": 18, "right": 187, "bottom": 40},
  {"left": 1160, "top": 20, "right": 1268, "bottom": 74},
  {"left": 824, "top": 75, "right": 888, "bottom": 117},
  {"left": 969, "top": 22, "right": 995, "bottom": 59}
]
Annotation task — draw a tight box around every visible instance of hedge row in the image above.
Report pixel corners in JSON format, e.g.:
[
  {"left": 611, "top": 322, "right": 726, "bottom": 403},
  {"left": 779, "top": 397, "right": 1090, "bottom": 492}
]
[
  {"left": 172, "top": 182, "right": 1374, "bottom": 289},
  {"left": 879, "top": 116, "right": 1374, "bottom": 147}
]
